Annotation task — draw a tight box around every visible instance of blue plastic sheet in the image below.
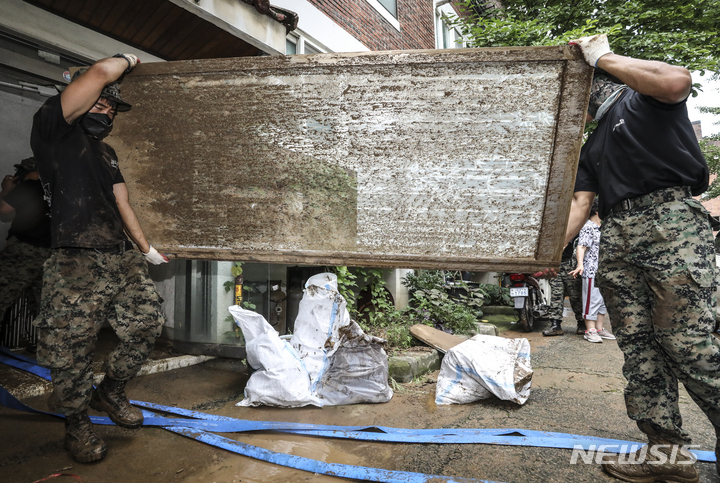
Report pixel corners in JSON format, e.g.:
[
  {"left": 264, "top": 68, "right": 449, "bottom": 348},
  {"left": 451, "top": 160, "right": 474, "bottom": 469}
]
[{"left": 1, "top": 346, "right": 715, "bottom": 479}]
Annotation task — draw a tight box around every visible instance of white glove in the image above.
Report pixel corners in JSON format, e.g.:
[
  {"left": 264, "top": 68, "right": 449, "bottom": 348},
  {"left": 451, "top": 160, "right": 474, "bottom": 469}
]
[
  {"left": 114, "top": 53, "right": 139, "bottom": 73},
  {"left": 143, "top": 246, "right": 168, "bottom": 265},
  {"left": 569, "top": 34, "right": 613, "bottom": 67}
]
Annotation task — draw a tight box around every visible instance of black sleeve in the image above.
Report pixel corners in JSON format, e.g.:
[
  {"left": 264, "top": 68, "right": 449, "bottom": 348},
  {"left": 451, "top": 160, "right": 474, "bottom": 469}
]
[
  {"left": 3, "top": 183, "right": 31, "bottom": 210},
  {"left": 108, "top": 146, "right": 125, "bottom": 185},
  {"left": 574, "top": 155, "right": 598, "bottom": 193},
  {"left": 113, "top": 169, "right": 125, "bottom": 185},
  {"left": 639, "top": 94, "right": 687, "bottom": 111}
]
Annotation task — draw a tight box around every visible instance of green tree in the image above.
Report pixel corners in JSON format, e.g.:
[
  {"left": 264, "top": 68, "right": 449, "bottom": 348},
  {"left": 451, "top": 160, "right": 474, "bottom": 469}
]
[
  {"left": 699, "top": 106, "right": 720, "bottom": 198},
  {"left": 450, "top": 1, "right": 720, "bottom": 75}
]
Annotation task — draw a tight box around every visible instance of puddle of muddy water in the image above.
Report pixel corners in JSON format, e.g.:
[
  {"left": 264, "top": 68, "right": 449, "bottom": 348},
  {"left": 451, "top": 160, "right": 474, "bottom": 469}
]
[
  {"left": 424, "top": 388, "right": 438, "bottom": 413},
  {"left": 178, "top": 432, "right": 404, "bottom": 483}
]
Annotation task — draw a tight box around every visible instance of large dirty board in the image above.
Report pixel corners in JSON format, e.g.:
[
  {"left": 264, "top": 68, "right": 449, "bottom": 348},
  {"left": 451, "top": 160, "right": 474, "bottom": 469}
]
[{"left": 110, "top": 46, "right": 592, "bottom": 271}]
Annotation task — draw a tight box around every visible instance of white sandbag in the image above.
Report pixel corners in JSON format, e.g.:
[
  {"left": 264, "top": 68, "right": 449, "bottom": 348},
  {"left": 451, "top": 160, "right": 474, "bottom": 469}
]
[
  {"left": 229, "top": 305, "right": 321, "bottom": 408},
  {"left": 314, "top": 320, "right": 393, "bottom": 405},
  {"left": 290, "top": 273, "right": 352, "bottom": 392},
  {"left": 435, "top": 334, "right": 533, "bottom": 405}
]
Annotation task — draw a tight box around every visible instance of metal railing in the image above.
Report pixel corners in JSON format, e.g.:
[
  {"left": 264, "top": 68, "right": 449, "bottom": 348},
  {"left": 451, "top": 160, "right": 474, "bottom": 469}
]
[{"left": 1, "top": 290, "right": 37, "bottom": 348}]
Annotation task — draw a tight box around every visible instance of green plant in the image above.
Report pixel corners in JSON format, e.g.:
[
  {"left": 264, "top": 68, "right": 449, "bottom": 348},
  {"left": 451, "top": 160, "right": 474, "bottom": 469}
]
[
  {"left": 329, "top": 268, "right": 507, "bottom": 348},
  {"left": 699, "top": 105, "right": 720, "bottom": 198},
  {"left": 401, "top": 270, "right": 516, "bottom": 333},
  {"left": 328, "top": 266, "right": 396, "bottom": 322},
  {"left": 411, "top": 287, "right": 479, "bottom": 334},
  {"left": 385, "top": 324, "right": 414, "bottom": 350},
  {"left": 223, "top": 262, "right": 256, "bottom": 311},
  {"left": 356, "top": 267, "right": 395, "bottom": 319},
  {"left": 329, "top": 266, "right": 358, "bottom": 314},
  {"left": 231, "top": 262, "right": 243, "bottom": 278},
  {"left": 402, "top": 270, "right": 445, "bottom": 292},
  {"left": 448, "top": 1, "right": 720, "bottom": 75},
  {"left": 223, "top": 261, "right": 244, "bottom": 294},
  {"left": 474, "top": 283, "right": 513, "bottom": 307}
]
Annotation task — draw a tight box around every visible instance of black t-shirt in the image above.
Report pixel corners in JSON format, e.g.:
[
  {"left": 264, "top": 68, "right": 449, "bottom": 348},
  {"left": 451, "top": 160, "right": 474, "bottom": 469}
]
[
  {"left": 4, "top": 179, "right": 51, "bottom": 247},
  {"left": 31, "top": 95, "right": 128, "bottom": 248},
  {"left": 562, "top": 234, "right": 578, "bottom": 261},
  {"left": 574, "top": 90, "right": 708, "bottom": 219}
]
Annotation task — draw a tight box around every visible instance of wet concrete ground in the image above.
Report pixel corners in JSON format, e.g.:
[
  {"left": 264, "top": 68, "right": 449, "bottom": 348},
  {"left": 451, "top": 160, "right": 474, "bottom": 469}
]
[{"left": 1, "top": 314, "right": 719, "bottom": 483}]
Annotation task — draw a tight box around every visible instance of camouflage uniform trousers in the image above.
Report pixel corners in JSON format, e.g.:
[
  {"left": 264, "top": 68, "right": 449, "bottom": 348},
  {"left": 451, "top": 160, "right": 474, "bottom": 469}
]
[
  {"left": 596, "top": 187, "right": 720, "bottom": 444},
  {"left": 33, "top": 247, "right": 164, "bottom": 416},
  {"left": 0, "top": 237, "right": 51, "bottom": 318},
  {"left": 547, "top": 257, "right": 584, "bottom": 323}
]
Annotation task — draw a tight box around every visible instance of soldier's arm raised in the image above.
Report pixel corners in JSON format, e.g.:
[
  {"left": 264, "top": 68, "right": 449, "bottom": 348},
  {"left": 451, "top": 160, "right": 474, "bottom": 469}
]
[
  {"left": 596, "top": 54, "right": 692, "bottom": 105},
  {"left": 571, "top": 34, "right": 691, "bottom": 105},
  {"left": 61, "top": 56, "right": 136, "bottom": 124}
]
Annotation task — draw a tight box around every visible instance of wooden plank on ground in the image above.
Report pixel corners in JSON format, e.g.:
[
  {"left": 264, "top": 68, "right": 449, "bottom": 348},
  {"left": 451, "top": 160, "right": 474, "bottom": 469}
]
[
  {"left": 109, "top": 46, "right": 592, "bottom": 270},
  {"left": 409, "top": 324, "right": 467, "bottom": 354}
]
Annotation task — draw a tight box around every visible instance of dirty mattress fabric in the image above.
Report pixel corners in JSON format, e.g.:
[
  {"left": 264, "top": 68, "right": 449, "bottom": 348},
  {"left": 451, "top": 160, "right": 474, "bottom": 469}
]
[{"left": 1, "top": 348, "right": 716, "bottom": 483}]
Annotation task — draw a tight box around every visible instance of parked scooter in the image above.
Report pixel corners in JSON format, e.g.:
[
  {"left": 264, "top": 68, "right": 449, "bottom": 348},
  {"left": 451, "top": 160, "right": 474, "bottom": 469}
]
[{"left": 502, "top": 272, "right": 549, "bottom": 332}]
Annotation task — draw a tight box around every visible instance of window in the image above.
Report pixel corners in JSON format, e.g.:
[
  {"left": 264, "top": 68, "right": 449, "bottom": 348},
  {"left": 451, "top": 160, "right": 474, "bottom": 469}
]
[
  {"left": 365, "top": 0, "right": 400, "bottom": 30},
  {"left": 286, "top": 33, "right": 325, "bottom": 55},
  {"left": 435, "top": 2, "right": 466, "bottom": 49},
  {"left": 304, "top": 42, "right": 321, "bottom": 55},
  {"left": 377, "top": 0, "right": 397, "bottom": 18}
]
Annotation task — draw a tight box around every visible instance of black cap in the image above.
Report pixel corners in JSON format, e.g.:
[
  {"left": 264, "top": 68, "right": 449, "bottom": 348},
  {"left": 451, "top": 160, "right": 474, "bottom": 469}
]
[
  {"left": 592, "top": 67, "right": 623, "bottom": 85},
  {"left": 100, "top": 81, "right": 131, "bottom": 112},
  {"left": 71, "top": 68, "right": 132, "bottom": 112},
  {"left": 13, "top": 157, "right": 37, "bottom": 172}
]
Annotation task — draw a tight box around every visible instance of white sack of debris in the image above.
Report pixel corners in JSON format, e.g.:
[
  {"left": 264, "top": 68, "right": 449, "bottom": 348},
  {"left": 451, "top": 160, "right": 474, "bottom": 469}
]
[
  {"left": 292, "top": 272, "right": 392, "bottom": 405},
  {"left": 230, "top": 272, "right": 393, "bottom": 407},
  {"left": 290, "top": 272, "right": 351, "bottom": 390},
  {"left": 435, "top": 334, "right": 533, "bottom": 405},
  {"left": 314, "top": 318, "right": 393, "bottom": 405},
  {"left": 229, "top": 306, "right": 321, "bottom": 408}
]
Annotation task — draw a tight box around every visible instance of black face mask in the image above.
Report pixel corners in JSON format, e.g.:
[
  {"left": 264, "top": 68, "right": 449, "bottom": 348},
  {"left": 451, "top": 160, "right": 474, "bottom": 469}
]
[{"left": 80, "top": 113, "right": 114, "bottom": 140}]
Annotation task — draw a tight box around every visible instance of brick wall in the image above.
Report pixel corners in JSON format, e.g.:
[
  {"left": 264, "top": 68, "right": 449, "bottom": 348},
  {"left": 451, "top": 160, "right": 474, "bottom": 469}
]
[
  {"left": 703, "top": 182, "right": 720, "bottom": 218},
  {"left": 306, "top": 0, "right": 435, "bottom": 51},
  {"left": 692, "top": 120, "right": 702, "bottom": 139},
  {"left": 449, "top": 0, "right": 466, "bottom": 17}
]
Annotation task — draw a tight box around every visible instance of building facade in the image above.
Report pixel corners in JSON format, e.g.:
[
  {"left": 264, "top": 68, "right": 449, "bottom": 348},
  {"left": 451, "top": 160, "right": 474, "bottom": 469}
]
[{"left": 0, "top": 0, "right": 467, "bottom": 352}]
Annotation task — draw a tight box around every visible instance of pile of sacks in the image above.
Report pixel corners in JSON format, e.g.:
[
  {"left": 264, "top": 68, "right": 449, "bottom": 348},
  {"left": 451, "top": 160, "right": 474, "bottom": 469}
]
[{"left": 229, "top": 273, "right": 393, "bottom": 407}]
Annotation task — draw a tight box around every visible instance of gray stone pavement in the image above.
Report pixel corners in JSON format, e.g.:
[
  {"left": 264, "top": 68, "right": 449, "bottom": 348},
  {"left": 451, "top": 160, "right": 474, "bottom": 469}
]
[
  {"left": 405, "top": 316, "right": 720, "bottom": 482},
  {"left": 1, "top": 313, "right": 719, "bottom": 483}
]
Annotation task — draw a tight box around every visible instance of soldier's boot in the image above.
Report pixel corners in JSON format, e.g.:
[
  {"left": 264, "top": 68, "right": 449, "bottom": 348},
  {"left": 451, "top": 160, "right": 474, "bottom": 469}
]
[
  {"left": 542, "top": 319, "right": 563, "bottom": 336},
  {"left": 576, "top": 320, "right": 587, "bottom": 335},
  {"left": 64, "top": 412, "right": 107, "bottom": 463},
  {"left": 90, "top": 377, "right": 144, "bottom": 429},
  {"left": 601, "top": 433, "right": 699, "bottom": 483}
]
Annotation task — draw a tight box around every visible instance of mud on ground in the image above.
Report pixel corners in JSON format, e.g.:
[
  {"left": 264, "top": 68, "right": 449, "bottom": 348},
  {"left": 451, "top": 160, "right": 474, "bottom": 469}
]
[{"left": 1, "top": 317, "right": 719, "bottom": 483}]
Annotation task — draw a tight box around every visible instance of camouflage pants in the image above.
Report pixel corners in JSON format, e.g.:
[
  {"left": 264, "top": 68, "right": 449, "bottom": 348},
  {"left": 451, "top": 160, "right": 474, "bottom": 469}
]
[
  {"left": 547, "top": 258, "right": 584, "bottom": 322},
  {"left": 34, "top": 248, "right": 164, "bottom": 416},
  {"left": 0, "top": 237, "right": 51, "bottom": 319},
  {"left": 597, "top": 188, "right": 720, "bottom": 444}
]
